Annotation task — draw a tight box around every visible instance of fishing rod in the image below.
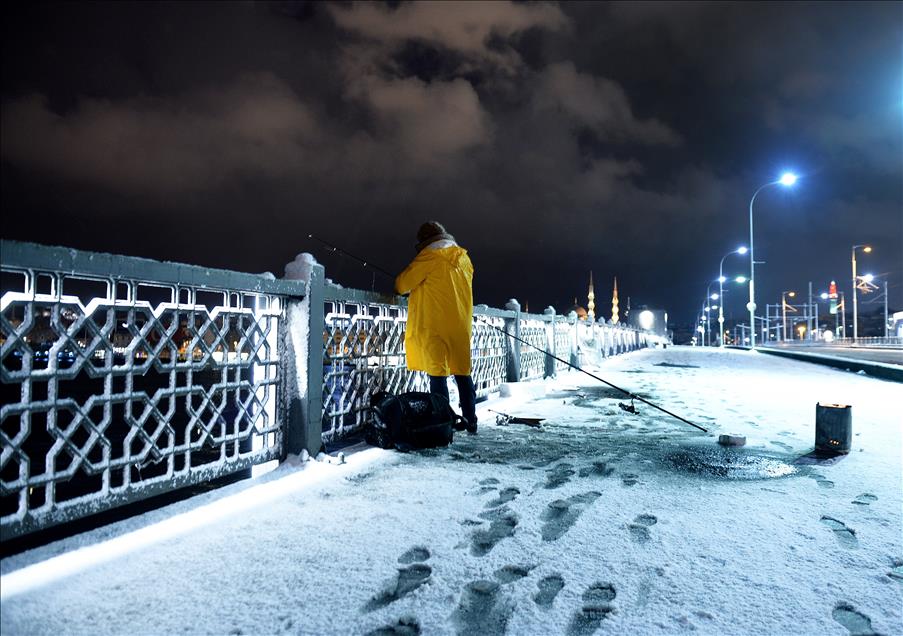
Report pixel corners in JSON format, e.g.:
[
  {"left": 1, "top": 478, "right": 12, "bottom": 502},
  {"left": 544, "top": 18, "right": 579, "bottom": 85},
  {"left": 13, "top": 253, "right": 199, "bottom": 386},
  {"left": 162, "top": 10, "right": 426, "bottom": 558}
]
[
  {"left": 307, "top": 235, "right": 708, "bottom": 433},
  {"left": 308, "top": 234, "right": 395, "bottom": 280}
]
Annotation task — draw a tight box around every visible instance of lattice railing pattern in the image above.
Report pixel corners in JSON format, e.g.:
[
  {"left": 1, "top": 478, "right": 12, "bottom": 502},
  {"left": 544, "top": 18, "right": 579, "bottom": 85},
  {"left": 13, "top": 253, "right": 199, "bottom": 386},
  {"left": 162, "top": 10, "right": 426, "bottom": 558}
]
[
  {"left": 519, "top": 317, "right": 548, "bottom": 381},
  {"left": 321, "top": 299, "right": 426, "bottom": 443},
  {"left": 471, "top": 315, "right": 506, "bottom": 398},
  {"left": 1, "top": 266, "right": 283, "bottom": 539}
]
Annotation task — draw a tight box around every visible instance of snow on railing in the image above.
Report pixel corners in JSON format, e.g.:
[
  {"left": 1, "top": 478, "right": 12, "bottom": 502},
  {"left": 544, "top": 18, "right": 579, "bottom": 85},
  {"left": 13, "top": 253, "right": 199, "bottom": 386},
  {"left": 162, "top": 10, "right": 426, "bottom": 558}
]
[
  {"left": 318, "top": 290, "right": 668, "bottom": 443},
  {"left": 1, "top": 240, "right": 669, "bottom": 538},
  {"left": 0, "top": 240, "right": 306, "bottom": 540}
]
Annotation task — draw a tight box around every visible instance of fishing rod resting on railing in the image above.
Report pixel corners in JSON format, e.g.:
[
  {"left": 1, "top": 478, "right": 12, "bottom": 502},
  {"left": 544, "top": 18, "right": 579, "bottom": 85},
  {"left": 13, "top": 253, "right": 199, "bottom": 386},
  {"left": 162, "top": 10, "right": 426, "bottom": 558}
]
[{"left": 306, "top": 234, "right": 708, "bottom": 433}]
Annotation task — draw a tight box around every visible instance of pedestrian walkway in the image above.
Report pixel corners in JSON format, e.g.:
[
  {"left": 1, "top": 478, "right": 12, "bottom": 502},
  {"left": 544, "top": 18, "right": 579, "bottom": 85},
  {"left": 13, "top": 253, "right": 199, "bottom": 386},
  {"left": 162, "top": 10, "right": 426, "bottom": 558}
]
[{"left": 3, "top": 348, "right": 901, "bottom": 635}]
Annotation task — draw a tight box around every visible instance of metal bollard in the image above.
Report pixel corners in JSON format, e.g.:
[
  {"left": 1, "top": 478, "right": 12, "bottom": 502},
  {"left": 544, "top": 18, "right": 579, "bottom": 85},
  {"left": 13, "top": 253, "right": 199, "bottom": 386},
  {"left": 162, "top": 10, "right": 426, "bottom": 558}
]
[{"left": 815, "top": 403, "right": 852, "bottom": 454}]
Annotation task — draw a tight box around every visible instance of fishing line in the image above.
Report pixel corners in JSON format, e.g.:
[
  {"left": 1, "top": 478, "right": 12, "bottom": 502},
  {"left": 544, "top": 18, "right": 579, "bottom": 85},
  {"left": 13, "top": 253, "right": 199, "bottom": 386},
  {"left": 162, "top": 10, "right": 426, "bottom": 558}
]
[{"left": 305, "top": 235, "right": 708, "bottom": 433}]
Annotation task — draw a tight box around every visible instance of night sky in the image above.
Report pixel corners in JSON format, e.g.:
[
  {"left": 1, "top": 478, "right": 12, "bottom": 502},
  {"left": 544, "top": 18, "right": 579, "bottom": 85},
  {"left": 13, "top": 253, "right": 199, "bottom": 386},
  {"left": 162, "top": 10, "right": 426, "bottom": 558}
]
[{"left": 2, "top": 1, "right": 901, "bottom": 327}]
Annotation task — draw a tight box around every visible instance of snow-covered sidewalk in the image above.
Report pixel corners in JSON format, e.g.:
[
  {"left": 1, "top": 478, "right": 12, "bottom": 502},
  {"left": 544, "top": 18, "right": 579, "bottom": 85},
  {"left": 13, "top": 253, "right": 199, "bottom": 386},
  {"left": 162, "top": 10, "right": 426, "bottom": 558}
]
[{"left": 2, "top": 347, "right": 901, "bottom": 635}]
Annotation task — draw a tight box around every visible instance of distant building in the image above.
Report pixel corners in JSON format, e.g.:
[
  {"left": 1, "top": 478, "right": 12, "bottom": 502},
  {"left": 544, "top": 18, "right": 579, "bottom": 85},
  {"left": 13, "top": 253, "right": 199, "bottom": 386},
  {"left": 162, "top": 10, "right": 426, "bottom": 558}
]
[{"left": 628, "top": 306, "right": 669, "bottom": 338}]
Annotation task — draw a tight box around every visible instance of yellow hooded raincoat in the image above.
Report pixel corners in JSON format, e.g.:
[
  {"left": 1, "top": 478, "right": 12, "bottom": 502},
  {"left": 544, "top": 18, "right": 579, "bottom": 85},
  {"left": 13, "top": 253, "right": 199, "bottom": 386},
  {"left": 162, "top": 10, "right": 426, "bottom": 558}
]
[{"left": 395, "top": 245, "right": 474, "bottom": 377}]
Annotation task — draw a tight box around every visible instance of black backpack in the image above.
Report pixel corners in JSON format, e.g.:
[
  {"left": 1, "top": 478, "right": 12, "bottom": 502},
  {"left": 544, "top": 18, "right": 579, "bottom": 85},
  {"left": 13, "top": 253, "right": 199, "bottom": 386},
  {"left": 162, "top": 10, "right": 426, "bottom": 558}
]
[{"left": 366, "top": 391, "right": 462, "bottom": 451}]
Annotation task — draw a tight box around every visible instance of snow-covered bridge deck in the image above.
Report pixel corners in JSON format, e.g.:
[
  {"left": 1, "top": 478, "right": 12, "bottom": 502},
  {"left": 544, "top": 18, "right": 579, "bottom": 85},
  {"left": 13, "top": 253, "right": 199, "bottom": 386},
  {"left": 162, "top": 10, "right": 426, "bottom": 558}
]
[{"left": 2, "top": 347, "right": 901, "bottom": 635}]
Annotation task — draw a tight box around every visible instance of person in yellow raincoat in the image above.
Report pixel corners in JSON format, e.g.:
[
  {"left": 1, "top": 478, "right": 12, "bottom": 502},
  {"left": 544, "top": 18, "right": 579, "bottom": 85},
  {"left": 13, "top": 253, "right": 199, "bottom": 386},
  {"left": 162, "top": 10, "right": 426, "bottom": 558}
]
[{"left": 395, "top": 221, "right": 477, "bottom": 433}]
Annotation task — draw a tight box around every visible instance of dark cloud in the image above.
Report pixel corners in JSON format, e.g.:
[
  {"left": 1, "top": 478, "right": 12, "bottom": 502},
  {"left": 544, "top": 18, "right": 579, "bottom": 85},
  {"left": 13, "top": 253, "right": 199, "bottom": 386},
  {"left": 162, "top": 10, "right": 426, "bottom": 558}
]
[{"left": 2, "top": 1, "right": 900, "bottom": 328}]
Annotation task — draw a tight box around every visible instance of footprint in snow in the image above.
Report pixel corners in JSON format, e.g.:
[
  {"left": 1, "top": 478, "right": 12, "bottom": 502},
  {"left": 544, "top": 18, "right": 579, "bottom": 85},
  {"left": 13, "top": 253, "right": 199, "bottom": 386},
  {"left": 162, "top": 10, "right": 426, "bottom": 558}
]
[
  {"left": 545, "top": 463, "right": 576, "bottom": 489},
  {"left": 533, "top": 574, "right": 565, "bottom": 609},
  {"left": 471, "top": 507, "right": 519, "bottom": 556},
  {"left": 364, "top": 564, "right": 433, "bottom": 611},
  {"left": 452, "top": 580, "right": 513, "bottom": 636},
  {"left": 366, "top": 616, "right": 421, "bottom": 636},
  {"left": 832, "top": 602, "right": 877, "bottom": 635},
  {"left": 567, "top": 582, "right": 617, "bottom": 636},
  {"left": 494, "top": 564, "right": 536, "bottom": 584},
  {"left": 398, "top": 547, "right": 431, "bottom": 564},
  {"left": 579, "top": 461, "right": 615, "bottom": 478},
  {"left": 629, "top": 514, "right": 658, "bottom": 544},
  {"left": 485, "top": 487, "right": 520, "bottom": 509},
  {"left": 621, "top": 474, "right": 639, "bottom": 487},
  {"left": 820, "top": 516, "right": 859, "bottom": 549},
  {"left": 852, "top": 493, "right": 877, "bottom": 506},
  {"left": 817, "top": 480, "right": 835, "bottom": 489},
  {"left": 888, "top": 558, "right": 903, "bottom": 583},
  {"left": 541, "top": 492, "right": 601, "bottom": 542}
]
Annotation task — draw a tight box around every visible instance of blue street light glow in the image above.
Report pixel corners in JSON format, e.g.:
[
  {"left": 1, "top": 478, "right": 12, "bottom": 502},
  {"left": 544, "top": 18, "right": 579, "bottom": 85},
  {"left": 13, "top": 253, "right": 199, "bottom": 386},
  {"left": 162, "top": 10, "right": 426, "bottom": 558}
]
[
  {"left": 779, "top": 172, "right": 798, "bottom": 186},
  {"left": 718, "top": 276, "right": 727, "bottom": 283},
  {"left": 736, "top": 246, "right": 748, "bottom": 255},
  {"left": 863, "top": 274, "right": 874, "bottom": 283},
  {"left": 735, "top": 276, "right": 747, "bottom": 283},
  {"left": 710, "top": 293, "right": 719, "bottom": 300}
]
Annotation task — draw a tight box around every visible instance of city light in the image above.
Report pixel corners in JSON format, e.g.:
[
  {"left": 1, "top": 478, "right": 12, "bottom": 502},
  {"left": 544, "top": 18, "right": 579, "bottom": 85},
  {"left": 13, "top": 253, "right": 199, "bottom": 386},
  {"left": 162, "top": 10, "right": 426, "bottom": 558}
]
[
  {"left": 863, "top": 246, "right": 872, "bottom": 253},
  {"left": 863, "top": 274, "right": 874, "bottom": 283},
  {"left": 820, "top": 292, "right": 828, "bottom": 300},
  {"left": 710, "top": 293, "right": 719, "bottom": 300},
  {"left": 779, "top": 172, "right": 798, "bottom": 186},
  {"left": 638, "top": 310, "right": 655, "bottom": 330},
  {"left": 718, "top": 276, "right": 727, "bottom": 283},
  {"left": 736, "top": 246, "right": 748, "bottom": 255},
  {"left": 735, "top": 276, "right": 747, "bottom": 283}
]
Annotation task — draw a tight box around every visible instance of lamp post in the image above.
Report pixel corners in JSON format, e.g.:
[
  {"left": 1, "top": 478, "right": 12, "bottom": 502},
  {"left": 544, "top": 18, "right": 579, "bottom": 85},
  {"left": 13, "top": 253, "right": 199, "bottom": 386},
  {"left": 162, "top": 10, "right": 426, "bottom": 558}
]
[
  {"left": 839, "top": 291, "right": 846, "bottom": 339},
  {"left": 781, "top": 290, "right": 796, "bottom": 342},
  {"left": 718, "top": 246, "right": 747, "bottom": 347},
  {"left": 851, "top": 244, "right": 872, "bottom": 342},
  {"left": 706, "top": 285, "right": 719, "bottom": 347},
  {"left": 748, "top": 172, "right": 797, "bottom": 348}
]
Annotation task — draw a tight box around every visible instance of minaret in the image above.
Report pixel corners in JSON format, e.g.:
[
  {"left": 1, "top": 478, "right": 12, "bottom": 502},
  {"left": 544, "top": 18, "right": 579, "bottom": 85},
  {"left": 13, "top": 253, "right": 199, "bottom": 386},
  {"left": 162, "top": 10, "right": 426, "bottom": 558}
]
[
  {"left": 587, "top": 271, "right": 595, "bottom": 322},
  {"left": 611, "top": 277, "right": 620, "bottom": 324}
]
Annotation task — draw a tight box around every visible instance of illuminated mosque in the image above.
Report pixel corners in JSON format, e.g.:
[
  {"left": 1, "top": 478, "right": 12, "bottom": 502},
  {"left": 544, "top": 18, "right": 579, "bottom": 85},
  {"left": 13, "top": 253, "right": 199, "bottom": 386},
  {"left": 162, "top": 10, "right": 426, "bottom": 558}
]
[{"left": 572, "top": 273, "right": 622, "bottom": 324}]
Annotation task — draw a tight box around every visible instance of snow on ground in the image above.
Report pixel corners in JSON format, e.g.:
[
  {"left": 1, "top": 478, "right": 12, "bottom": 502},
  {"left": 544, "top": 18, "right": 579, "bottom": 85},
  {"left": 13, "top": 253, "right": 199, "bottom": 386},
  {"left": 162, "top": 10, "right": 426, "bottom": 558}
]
[{"left": 2, "top": 347, "right": 901, "bottom": 636}]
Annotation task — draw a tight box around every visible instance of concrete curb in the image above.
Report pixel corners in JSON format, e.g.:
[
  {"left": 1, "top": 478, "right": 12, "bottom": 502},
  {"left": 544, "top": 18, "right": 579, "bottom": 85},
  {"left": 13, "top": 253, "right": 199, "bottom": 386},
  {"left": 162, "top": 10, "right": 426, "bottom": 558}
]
[{"left": 755, "top": 347, "right": 903, "bottom": 383}]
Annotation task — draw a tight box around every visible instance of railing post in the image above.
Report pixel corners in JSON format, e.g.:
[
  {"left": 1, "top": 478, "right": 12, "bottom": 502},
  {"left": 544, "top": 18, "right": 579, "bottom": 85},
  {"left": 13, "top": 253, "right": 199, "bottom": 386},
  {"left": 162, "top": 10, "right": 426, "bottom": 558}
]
[
  {"left": 504, "top": 298, "right": 521, "bottom": 382},
  {"left": 568, "top": 310, "right": 579, "bottom": 367},
  {"left": 281, "top": 262, "right": 325, "bottom": 457},
  {"left": 543, "top": 306, "right": 556, "bottom": 378}
]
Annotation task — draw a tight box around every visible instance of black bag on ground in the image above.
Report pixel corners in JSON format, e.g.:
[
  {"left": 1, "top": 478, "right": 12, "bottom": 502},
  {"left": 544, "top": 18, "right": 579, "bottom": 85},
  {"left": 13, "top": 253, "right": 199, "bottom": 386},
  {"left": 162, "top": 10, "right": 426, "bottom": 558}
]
[{"left": 366, "top": 391, "right": 460, "bottom": 451}]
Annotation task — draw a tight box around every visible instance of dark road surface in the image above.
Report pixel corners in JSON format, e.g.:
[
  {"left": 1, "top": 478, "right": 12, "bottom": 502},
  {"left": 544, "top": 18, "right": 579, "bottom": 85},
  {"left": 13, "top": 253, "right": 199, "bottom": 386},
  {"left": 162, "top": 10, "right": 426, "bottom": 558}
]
[{"left": 763, "top": 345, "right": 903, "bottom": 366}]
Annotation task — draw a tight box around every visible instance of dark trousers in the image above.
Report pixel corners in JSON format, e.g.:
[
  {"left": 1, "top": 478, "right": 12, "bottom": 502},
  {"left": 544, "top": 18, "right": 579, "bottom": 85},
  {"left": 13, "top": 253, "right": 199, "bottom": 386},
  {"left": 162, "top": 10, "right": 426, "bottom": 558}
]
[{"left": 429, "top": 375, "right": 476, "bottom": 424}]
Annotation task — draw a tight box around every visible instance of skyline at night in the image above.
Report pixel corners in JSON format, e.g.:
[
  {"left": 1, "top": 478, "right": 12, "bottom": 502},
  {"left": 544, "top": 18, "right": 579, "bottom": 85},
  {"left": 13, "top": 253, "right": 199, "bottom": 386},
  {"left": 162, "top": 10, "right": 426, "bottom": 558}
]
[{"left": 2, "top": 1, "right": 901, "bottom": 328}]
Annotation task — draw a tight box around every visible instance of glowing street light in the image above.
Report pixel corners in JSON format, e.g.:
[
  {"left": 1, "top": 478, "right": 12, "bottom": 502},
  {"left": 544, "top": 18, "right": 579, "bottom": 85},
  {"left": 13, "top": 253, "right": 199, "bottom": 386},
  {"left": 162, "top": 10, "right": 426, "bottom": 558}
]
[
  {"left": 710, "top": 293, "right": 719, "bottom": 300},
  {"left": 747, "top": 174, "right": 798, "bottom": 348},
  {"left": 717, "top": 246, "right": 748, "bottom": 347},
  {"left": 779, "top": 172, "right": 798, "bottom": 186},
  {"left": 851, "top": 244, "right": 872, "bottom": 342},
  {"left": 862, "top": 273, "right": 874, "bottom": 283},
  {"left": 735, "top": 276, "right": 747, "bottom": 283}
]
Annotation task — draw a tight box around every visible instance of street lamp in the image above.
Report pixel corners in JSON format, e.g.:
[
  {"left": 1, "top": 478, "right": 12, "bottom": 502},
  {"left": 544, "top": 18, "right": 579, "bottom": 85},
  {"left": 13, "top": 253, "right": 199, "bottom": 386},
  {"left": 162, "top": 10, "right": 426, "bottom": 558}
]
[
  {"left": 781, "top": 290, "right": 796, "bottom": 342},
  {"left": 748, "top": 172, "right": 798, "bottom": 348},
  {"left": 703, "top": 282, "right": 723, "bottom": 346},
  {"left": 851, "top": 244, "right": 872, "bottom": 342},
  {"left": 718, "top": 246, "right": 748, "bottom": 347}
]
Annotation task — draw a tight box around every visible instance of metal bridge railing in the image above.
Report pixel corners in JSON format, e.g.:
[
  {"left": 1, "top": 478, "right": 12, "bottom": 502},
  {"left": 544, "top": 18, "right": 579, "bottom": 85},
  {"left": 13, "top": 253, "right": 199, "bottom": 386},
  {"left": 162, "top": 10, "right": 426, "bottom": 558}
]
[
  {"left": 1, "top": 240, "right": 667, "bottom": 539},
  {"left": 1, "top": 240, "right": 308, "bottom": 540}
]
